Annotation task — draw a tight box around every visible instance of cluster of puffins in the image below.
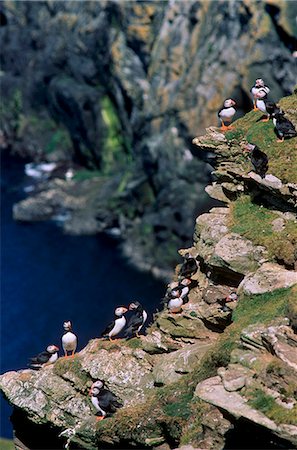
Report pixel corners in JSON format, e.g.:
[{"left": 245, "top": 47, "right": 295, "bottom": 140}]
[
  {"left": 218, "top": 78, "right": 297, "bottom": 140},
  {"left": 28, "top": 253, "right": 235, "bottom": 420},
  {"left": 27, "top": 80, "right": 295, "bottom": 421},
  {"left": 217, "top": 78, "right": 296, "bottom": 179},
  {"left": 28, "top": 303, "right": 147, "bottom": 420}
]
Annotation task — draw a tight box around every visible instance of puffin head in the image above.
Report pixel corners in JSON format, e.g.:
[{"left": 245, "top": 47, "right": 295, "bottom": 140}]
[
  {"left": 129, "top": 301, "right": 141, "bottom": 311},
  {"left": 89, "top": 380, "right": 104, "bottom": 396},
  {"left": 255, "top": 78, "right": 264, "bottom": 87},
  {"left": 90, "top": 386, "right": 101, "bottom": 397},
  {"left": 63, "top": 321, "right": 72, "bottom": 331},
  {"left": 115, "top": 306, "right": 128, "bottom": 317},
  {"left": 47, "top": 345, "right": 59, "bottom": 353},
  {"left": 224, "top": 99, "right": 236, "bottom": 108}
]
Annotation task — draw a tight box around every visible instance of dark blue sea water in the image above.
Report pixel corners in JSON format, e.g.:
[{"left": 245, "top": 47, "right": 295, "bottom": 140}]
[{"left": 0, "top": 155, "right": 165, "bottom": 439}]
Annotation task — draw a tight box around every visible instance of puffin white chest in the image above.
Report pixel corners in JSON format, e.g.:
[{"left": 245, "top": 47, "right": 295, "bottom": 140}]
[
  {"left": 91, "top": 396, "right": 106, "bottom": 415},
  {"left": 219, "top": 107, "right": 235, "bottom": 120},
  {"left": 256, "top": 99, "right": 266, "bottom": 113},
  {"left": 110, "top": 316, "right": 126, "bottom": 337},
  {"left": 62, "top": 331, "right": 77, "bottom": 351},
  {"left": 138, "top": 310, "right": 148, "bottom": 332},
  {"left": 168, "top": 297, "right": 183, "bottom": 310},
  {"left": 48, "top": 352, "right": 58, "bottom": 364},
  {"left": 251, "top": 86, "right": 259, "bottom": 97}
]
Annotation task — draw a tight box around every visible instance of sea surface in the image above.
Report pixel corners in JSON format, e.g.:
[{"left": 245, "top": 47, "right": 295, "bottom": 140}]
[{"left": 0, "top": 154, "right": 165, "bottom": 439}]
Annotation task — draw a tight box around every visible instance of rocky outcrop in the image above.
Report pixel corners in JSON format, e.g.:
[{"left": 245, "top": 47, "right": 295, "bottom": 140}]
[
  {"left": 195, "top": 320, "right": 297, "bottom": 447},
  {"left": 1, "top": 91, "right": 297, "bottom": 448}
]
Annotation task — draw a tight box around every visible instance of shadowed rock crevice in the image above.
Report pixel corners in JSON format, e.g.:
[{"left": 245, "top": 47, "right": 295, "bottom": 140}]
[{"left": 223, "top": 416, "right": 294, "bottom": 450}]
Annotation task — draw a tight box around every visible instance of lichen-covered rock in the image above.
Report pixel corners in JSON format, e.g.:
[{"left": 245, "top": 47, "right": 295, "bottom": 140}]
[
  {"left": 195, "top": 375, "right": 297, "bottom": 446},
  {"left": 238, "top": 263, "right": 297, "bottom": 295}
]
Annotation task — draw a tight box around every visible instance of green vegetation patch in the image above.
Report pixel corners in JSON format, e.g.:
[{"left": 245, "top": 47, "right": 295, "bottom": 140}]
[
  {"left": 0, "top": 438, "right": 15, "bottom": 450},
  {"left": 230, "top": 195, "right": 297, "bottom": 266},
  {"left": 101, "top": 96, "right": 131, "bottom": 175},
  {"left": 246, "top": 387, "right": 297, "bottom": 425},
  {"left": 53, "top": 355, "right": 90, "bottom": 385},
  {"left": 230, "top": 95, "right": 297, "bottom": 183}
]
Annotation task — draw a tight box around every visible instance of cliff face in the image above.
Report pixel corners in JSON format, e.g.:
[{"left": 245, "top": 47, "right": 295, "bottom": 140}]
[
  {"left": 1, "top": 0, "right": 297, "bottom": 272},
  {"left": 1, "top": 92, "right": 297, "bottom": 450}
]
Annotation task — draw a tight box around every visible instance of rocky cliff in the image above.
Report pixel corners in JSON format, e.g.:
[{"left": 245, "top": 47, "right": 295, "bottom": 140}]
[
  {"left": 1, "top": 0, "right": 297, "bottom": 272},
  {"left": 1, "top": 91, "right": 297, "bottom": 450}
]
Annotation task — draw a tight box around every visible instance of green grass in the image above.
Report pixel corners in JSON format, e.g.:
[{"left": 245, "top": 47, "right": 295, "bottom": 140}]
[
  {"left": 230, "top": 195, "right": 297, "bottom": 266},
  {"left": 0, "top": 438, "right": 15, "bottom": 450},
  {"left": 246, "top": 388, "right": 297, "bottom": 425},
  {"left": 101, "top": 96, "right": 131, "bottom": 174},
  {"left": 124, "top": 338, "right": 143, "bottom": 349},
  {"left": 53, "top": 355, "right": 90, "bottom": 386},
  {"left": 227, "top": 92, "right": 297, "bottom": 183}
]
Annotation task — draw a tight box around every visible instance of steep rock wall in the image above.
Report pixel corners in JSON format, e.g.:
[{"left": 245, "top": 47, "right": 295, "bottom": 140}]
[{"left": 1, "top": 0, "right": 297, "bottom": 272}]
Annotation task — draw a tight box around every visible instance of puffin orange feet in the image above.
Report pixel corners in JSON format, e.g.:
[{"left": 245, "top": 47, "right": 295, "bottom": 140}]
[
  {"left": 277, "top": 138, "right": 284, "bottom": 143},
  {"left": 253, "top": 106, "right": 259, "bottom": 111},
  {"left": 96, "top": 416, "right": 105, "bottom": 422},
  {"left": 261, "top": 117, "right": 269, "bottom": 122}
]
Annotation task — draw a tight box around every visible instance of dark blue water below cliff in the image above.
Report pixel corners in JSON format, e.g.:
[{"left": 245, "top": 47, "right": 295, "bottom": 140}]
[{"left": 0, "top": 155, "right": 165, "bottom": 439}]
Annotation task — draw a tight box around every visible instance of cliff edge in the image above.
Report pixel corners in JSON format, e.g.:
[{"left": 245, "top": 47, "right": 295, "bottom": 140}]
[{"left": 1, "top": 92, "right": 297, "bottom": 450}]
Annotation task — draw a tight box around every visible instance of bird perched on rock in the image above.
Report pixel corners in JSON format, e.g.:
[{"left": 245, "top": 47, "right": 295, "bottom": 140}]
[
  {"left": 123, "top": 301, "right": 148, "bottom": 338},
  {"left": 101, "top": 306, "right": 128, "bottom": 341},
  {"left": 255, "top": 88, "right": 277, "bottom": 122},
  {"left": 271, "top": 110, "right": 297, "bottom": 142},
  {"left": 90, "top": 380, "right": 123, "bottom": 421},
  {"left": 179, "top": 253, "right": 199, "bottom": 279},
  {"left": 244, "top": 143, "right": 269, "bottom": 179},
  {"left": 167, "top": 287, "right": 185, "bottom": 313},
  {"left": 28, "top": 345, "right": 59, "bottom": 370},
  {"left": 62, "top": 321, "right": 77, "bottom": 358},
  {"left": 218, "top": 99, "right": 236, "bottom": 131},
  {"left": 250, "top": 79, "right": 270, "bottom": 110}
]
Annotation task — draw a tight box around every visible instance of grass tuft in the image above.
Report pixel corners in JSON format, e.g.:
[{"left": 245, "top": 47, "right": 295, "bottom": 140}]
[
  {"left": 246, "top": 388, "right": 297, "bottom": 425},
  {"left": 230, "top": 196, "right": 297, "bottom": 267}
]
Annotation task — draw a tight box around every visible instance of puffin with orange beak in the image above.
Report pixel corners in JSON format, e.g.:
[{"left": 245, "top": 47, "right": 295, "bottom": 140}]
[
  {"left": 101, "top": 306, "right": 128, "bottom": 341},
  {"left": 123, "top": 301, "right": 148, "bottom": 338},
  {"left": 28, "top": 345, "right": 59, "bottom": 370},
  {"left": 218, "top": 99, "right": 236, "bottom": 131},
  {"left": 250, "top": 78, "right": 270, "bottom": 111},
  {"left": 244, "top": 143, "right": 268, "bottom": 179},
  {"left": 62, "top": 321, "right": 77, "bottom": 358},
  {"left": 90, "top": 380, "right": 123, "bottom": 421}
]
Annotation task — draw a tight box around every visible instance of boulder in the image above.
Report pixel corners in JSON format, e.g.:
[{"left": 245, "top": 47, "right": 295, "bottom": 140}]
[{"left": 239, "top": 263, "right": 297, "bottom": 295}]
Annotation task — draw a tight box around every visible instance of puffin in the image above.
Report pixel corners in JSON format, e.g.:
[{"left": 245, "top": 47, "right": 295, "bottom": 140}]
[
  {"left": 179, "top": 253, "right": 199, "bottom": 279},
  {"left": 28, "top": 345, "right": 59, "bottom": 370},
  {"left": 255, "top": 88, "right": 277, "bottom": 122},
  {"left": 90, "top": 380, "right": 123, "bottom": 421},
  {"left": 101, "top": 306, "right": 128, "bottom": 341},
  {"left": 250, "top": 79, "right": 270, "bottom": 110},
  {"left": 218, "top": 99, "right": 236, "bottom": 131},
  {"left": 62, "top": 321, "right": 77, "bottom": 358},
  {"left": 244, "top": 143, "right": 269, "bottom": 178},
  {"left": 167, "top": 287, "right": 184, "bottom": 313},
  {"left": 271, "top": 110, "right": 297, "bottom": 142},
  {"left": 123, "top": 301, "right": 148, "bottom": 338}
]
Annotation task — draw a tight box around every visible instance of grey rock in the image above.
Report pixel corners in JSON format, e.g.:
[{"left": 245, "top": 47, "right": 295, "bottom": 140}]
[{"left": 238, "top": 263, "right": 297, "bottom": 295}]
